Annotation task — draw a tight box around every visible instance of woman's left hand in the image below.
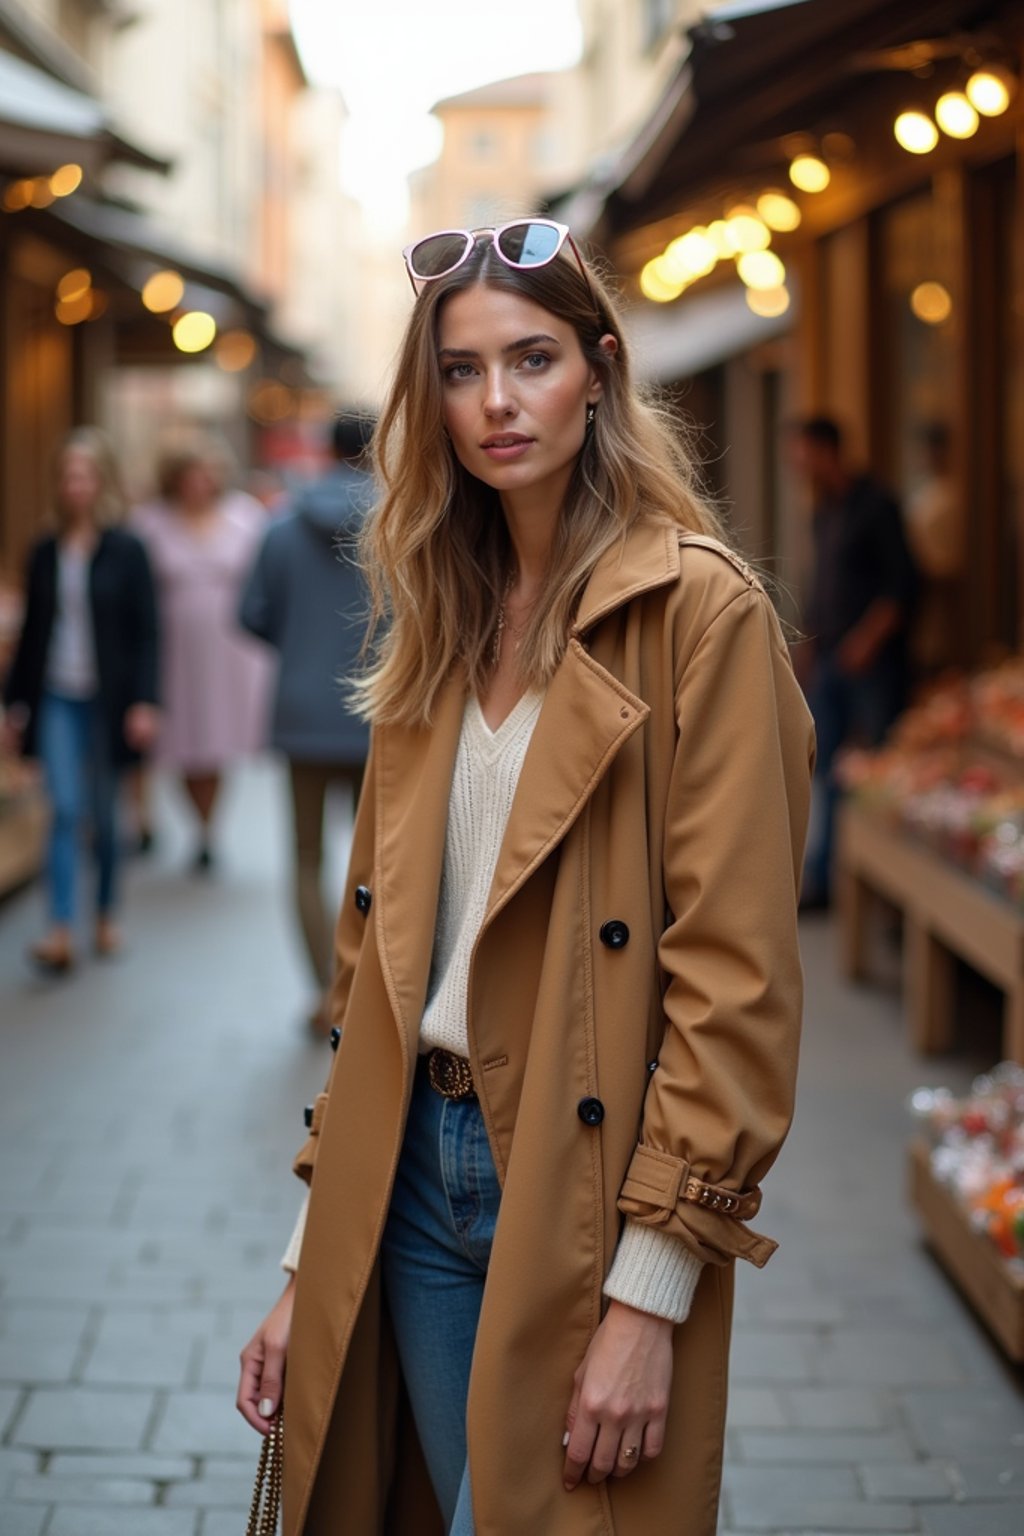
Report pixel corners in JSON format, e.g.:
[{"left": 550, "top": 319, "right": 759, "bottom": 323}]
[{"left": 562, "top": 1299, "right": 674, "bottom": 1490}]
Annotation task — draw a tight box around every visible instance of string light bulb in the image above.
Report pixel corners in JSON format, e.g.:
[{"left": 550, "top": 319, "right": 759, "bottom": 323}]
[
  {"left": 172, "top": 311, "right": 217, "bottom": 353},
  {"left": 966, "top": 65, "right": 1016, "bottom": 117},
  {"left": 935, "top": 91, "right": 979, "bottom": 139},
  {"left": 894, "top": 110, "right": 939, "bottom": 154},
  {"left": 639, "top": 258, "right": 684, "bottom": 304},
  {"left": 789, "top": 155, "right": 830, "bottom": 193},
  {"left": 757, "top": 190, "right": 802, "bottom": 232},
  {"left": 746, "top": 286, "right": 791, "bottom": 319},
  {"left": 737, "top": 251, "right": 786, "bottom": 291}
]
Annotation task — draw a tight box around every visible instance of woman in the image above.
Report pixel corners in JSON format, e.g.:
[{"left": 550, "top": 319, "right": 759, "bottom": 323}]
[
  {"left": 134, "top": 436, "right": 270, "bottom": 871},
  {"left": 3, "top": 427, "right": 159, "bottom": 971},
  {"left": 237, "top": 221, "right": 814, "bottom": 1536}
]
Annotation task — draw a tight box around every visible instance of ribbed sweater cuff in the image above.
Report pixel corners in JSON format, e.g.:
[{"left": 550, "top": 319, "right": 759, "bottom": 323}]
[
  {"left": 603, "top": 1219, "right": 704, "bottom": 1324},
  {"left": 280, "top": 1191, "right": 309, "bottom": 1275}
]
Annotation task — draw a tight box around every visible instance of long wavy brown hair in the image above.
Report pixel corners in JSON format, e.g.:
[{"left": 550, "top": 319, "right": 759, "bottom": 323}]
[{"left": 354, "top": 236, "right": 726, "bottom": 726}]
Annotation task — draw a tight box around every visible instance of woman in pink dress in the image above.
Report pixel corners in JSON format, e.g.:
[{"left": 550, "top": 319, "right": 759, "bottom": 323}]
[{"left": 135, "top": 440, "right": 271, "bottom": 871}]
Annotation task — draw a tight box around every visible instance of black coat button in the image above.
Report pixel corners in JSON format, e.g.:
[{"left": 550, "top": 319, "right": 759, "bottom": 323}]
[
  {"left": 355, "top": 885, "right": 372, "bottom": 915},
  {"left": 599, "top": 920, "right": 629, "bottom": 949},
  {"left": 330, "top": 1027, "right": 341, "bottom": 1052},
  {"left": 577, "top": 1096, "right": 605, "bottom": 1127},
  {"left": 303, "top": 1104, "right": 314, "bottom": 1129}
]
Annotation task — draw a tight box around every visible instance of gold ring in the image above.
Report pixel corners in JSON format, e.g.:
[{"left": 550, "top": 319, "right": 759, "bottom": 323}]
[{"left": 621, "top": 1445, "right": 639, "bottom": 1463}]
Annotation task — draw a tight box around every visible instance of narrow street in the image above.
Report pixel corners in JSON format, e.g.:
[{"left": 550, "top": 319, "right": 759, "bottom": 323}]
[{"left": 1, "top": 761, "right": 1023, "bottom": 1535}]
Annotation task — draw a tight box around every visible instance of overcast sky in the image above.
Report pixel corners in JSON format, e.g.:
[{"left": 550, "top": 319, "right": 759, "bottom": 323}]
[{"left": 289, "top": 0, "right": 583, "bottom": 230}]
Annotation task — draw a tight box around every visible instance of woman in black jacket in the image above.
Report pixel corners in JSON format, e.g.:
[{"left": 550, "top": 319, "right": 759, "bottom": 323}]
[{"left": 3, "top": 428, "right": 159, "bottom": 972}]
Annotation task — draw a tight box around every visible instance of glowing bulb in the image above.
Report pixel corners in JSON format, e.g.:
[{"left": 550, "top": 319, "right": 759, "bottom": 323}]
[
  {"left": 215, "top": 330, "right": 257, "bottom": 372},
  {"left": 3, "top": 180, "right": 33, "bottom": 212},
  {"left": 894, "top": 111, "right": 939, "bottom": 154},
  {"left": 142, "top": 270, "right": 185, "bottom": 313},
  {"left": 737, "top": 251, "right": 786, "bottom": 290},
  {"left": 789, "top": 155, "right": 830, "bottom": 193},
  {"left": 172, "top": 311, "right": 217, "bottom": 353},
  {"left": 707, "top": 220, "right": 738, "bottom": 258},
  {"left": 966, "top": 66, "right": 1015, "bottom": 117},
  {"left": 664, "top": 228, "right": 718, "bottom": 280},
  {"left": 29, "top": 177, "right": 55, "bottom": 208},
  {"left": 935, "top": 92, "right": 979, "bottom": 139},
  {"left": 55, "top": 293, "right": 92, "bottom": 326},
  {"left": 725, "top": 206, "right": 770, "bottom": 253},
  {"left": 910, "top": 281, "right": 953, "bottom": 325},
  {"left": 639, "top": 258, "right": 684, "bottom": 303},
  {"left": 756, "top": 190, "right": 802, "bottom": 232},
  {"left": 49, "top": 163, "right": 83, "bottom": 197},
  {"left": 56, "top": 268, "right": 91, "bottom": 303},
  {"left": 746, "top": 286, "right": 791, "bottom": 319}
]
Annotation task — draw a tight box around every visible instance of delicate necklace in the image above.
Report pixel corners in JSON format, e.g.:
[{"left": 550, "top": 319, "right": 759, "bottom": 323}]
[{"left": 493, "top": 571, "right": 522, "bottom": 667}]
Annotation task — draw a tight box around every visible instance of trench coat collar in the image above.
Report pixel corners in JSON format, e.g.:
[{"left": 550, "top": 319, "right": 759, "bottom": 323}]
[
  {"left": 572, "top": 517, "right": 681, "bottom": 637},
  {"left": 373, "top": 517, "right": 683, "bottom": 1064}
]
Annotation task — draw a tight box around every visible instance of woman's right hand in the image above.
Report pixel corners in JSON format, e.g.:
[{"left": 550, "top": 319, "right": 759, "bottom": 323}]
[{"left": 237, "top": 1276, "right": 296, "bottom": 1434}]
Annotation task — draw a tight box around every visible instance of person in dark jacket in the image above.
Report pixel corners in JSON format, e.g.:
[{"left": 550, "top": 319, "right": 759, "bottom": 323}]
[
  {"left": 239, "top": 412, "right": 374, "bottom": 1030},
  {"left": 790, "top": 415, "right": 918, "bottom": 908},
  {"left": 2, "top": 428, "right": 159, "bottom": 972}
]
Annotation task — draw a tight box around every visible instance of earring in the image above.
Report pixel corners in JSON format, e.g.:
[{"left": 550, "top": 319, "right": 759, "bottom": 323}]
[{"left": 586, "top": 404, "right": 596, "bottom": 427}]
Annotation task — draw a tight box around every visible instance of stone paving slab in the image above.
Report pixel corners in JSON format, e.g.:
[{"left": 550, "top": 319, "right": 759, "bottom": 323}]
[
  {"left": 11, "top": 1387, "right": 157, "bottom": 1452},
  {"left": 920, "top": 1509, "right": 1024, "bottom": 1536},
  {"left": 3, "top": 763, "right": 1024, "bottom": 1531},
  {"left": 47, "top": 1509, "right": 198, "bottom": 1536}
]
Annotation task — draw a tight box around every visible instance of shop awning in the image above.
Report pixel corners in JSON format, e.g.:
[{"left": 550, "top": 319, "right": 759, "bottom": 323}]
[
  {"left": 0, "top": 47, "right": 169, "bottom": 178},
  {"left": 556, "top": 0, "right": 1006, "bottom": 239},
  {"left": 38, "top": 193, "right": 309, "bottom": 371},
  {"left": 626, "top": 278, "right": 793, "bottom": 383}
]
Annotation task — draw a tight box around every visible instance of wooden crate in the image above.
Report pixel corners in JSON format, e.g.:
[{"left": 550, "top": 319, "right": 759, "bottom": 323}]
[
  {"left": 909, "top": 1139, "right": 1024, "bottom": 1361},
  {"left": 837, "top": 801, "right": 1024, "bottom": 1063}
]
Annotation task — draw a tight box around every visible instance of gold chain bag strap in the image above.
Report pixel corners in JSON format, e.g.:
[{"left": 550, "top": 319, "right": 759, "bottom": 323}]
[{"left": 246, "top": 1414, "right": 283, "bottom": 1536}]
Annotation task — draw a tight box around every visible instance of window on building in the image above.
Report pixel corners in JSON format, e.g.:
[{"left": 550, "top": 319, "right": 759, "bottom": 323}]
[{"left": 469, "top": 128, "right": 499, "bottom": 160}]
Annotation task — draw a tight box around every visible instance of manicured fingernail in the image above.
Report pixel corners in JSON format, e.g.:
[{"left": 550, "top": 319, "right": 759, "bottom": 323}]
[
  {"left": 562, "top": 1431, "right": 570, "bottom": 1448},
  {"left": 258, "top": 1398, "right": 274, "bottom": 1417}
]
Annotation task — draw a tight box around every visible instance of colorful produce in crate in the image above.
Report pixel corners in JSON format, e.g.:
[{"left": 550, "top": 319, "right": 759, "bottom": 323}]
[{"left": 910, "top": 1063, "right": 1024, "bottom": 1268}]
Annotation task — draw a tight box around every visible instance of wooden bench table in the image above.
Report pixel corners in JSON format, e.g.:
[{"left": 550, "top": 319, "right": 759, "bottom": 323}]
[{"left": 836, "top": 799, "right": 1024, "bottom": 1064}]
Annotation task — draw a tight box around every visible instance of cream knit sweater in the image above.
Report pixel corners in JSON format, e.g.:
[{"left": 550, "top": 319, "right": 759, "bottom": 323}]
[{"left": 282, "top": 691, "right": 702, "bottom": 1323}]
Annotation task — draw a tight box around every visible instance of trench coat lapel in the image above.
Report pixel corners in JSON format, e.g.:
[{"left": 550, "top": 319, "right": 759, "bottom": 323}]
[
  {"left": 373, "top": 672, "right": 465, "bottom": 1061},
  {"left": 486, "top": 520, "right": 682, "bottom": 920},
  {"left": 484, "top": 640, "right": 645, "bottom": 919}
]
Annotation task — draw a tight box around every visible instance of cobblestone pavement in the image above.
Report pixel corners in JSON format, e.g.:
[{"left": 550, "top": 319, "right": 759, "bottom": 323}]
[{"left": 2, "top": 759, "right": 1023, "bottom": 1535}]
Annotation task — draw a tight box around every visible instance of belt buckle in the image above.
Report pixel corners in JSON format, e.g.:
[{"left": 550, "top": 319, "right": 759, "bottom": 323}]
[{"left": 427, "top": 1048, "right": 475, "bottom": 1101}]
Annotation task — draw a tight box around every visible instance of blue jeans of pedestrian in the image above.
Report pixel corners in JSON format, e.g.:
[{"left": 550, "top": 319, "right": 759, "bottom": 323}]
[
  {"left": 805, "top": 652, "right": 905, "bottom": 898},
  {"left": 38, "top": 691, "right": 118, "bottom": 925},
  {"left": 380, "top": 1054, "right": 502, "bottom": 1536}
]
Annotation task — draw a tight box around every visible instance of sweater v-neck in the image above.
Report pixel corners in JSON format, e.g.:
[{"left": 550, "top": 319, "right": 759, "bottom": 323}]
[{"left": 468, "top": 689, "right": 543, "bottom": 755}]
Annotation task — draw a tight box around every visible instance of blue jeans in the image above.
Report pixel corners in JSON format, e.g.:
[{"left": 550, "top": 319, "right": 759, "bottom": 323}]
[
  {"left": 38, "top": 692, "right": 118, "bottom": 925},
  {"left": 380, "top": 1055, "right": 502, "bottom": 1536},
  {"left": 805, "top": 652, "right": 905, "bottom": 897}
]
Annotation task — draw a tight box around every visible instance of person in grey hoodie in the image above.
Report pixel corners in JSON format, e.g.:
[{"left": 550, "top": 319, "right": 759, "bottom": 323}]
[{"left": 239, "top": 412, "right": 374, "bottom": 1031}]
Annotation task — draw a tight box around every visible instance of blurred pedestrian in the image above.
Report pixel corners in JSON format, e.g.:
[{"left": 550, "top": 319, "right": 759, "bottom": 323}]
[
  {"left": 134, "top": 435, "right": 271, "bottom": 873},
  {"left": 789, "top": 415, "right": 917, "bottom": 909},
  {"left": 2, "top": 427, "right": 159, "bottom": 972},
  {"left": 238, "top": 221, "right": 813, "bottom": 1536},
  {"left": 239, "top": 412, "right": 375, "bottom": 1032}
]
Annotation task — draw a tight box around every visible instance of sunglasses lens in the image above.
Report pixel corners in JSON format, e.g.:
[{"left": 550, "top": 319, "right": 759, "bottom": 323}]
[
  {"left": 496, "top": 221, "right": 563, "bottom": 267},
  {"left": 409, "top": 232, "right": 471, "bottom": 279}
]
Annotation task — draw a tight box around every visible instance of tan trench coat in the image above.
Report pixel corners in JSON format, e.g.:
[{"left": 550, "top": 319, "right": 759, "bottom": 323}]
[{"left": 282, "top": 522, "right": 815, "bottom": 1536}]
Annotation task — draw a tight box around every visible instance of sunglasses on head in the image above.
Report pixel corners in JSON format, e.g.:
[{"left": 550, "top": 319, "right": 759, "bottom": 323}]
[{"left": 402, "top": 219, "right": 597, "bottom": 308}]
